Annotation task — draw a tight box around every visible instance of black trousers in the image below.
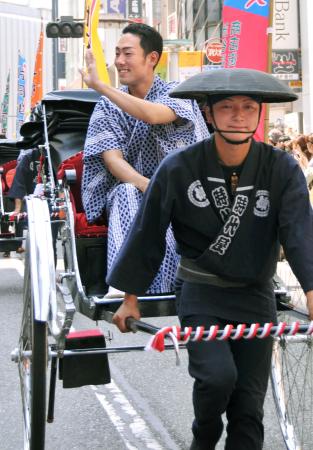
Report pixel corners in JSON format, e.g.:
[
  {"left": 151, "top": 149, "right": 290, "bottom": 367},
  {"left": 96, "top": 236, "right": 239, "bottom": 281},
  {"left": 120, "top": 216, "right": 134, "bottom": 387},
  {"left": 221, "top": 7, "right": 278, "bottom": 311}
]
[{"left": 181, "top": 314, "right": 273, "bottom": 450}]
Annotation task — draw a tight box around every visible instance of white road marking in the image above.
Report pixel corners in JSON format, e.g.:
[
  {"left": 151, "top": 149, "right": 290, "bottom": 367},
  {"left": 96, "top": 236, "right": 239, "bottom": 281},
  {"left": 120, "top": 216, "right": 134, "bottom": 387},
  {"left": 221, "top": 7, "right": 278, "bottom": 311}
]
[
  {"left": 64, "top": 324, "right": 163, "bottom": 449},
  {"left": 109, "top": 363, "right": 180, "bottom": 450},
  {"left": 94, "top": 380, "right": 164, "bottom": 450},
  {"left": 1, "top": 255, "right": 174, "bottom": 448}
]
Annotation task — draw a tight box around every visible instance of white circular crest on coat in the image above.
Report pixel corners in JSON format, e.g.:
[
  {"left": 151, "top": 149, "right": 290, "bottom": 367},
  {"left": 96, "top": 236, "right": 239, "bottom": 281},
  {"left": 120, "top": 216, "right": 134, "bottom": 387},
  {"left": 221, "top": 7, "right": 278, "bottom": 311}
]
[
  {"left": 254, "top": 190, "right": 270, "bottom": 217},
  {"left": 187, "top": 180, "right": 210, "bottom": 207}
]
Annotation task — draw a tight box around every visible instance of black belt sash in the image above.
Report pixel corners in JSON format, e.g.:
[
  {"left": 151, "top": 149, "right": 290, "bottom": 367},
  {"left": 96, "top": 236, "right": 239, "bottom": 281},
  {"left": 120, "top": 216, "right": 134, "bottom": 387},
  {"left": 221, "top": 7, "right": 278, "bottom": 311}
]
[{"left": 177, "top": 257, "right": 247, "bottom": 287}]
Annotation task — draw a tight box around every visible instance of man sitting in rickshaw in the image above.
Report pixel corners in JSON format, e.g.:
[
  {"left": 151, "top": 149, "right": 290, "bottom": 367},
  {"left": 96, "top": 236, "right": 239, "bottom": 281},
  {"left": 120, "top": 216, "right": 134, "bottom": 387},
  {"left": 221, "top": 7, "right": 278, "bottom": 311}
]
[{"left": 81, "top": 23, "right": 209, "bottom": 298}]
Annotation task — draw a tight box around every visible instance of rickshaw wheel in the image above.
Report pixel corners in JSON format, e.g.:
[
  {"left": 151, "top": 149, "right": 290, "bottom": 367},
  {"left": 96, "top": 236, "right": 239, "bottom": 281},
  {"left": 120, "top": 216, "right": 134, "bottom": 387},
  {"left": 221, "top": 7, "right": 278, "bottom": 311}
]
[
  {"left": 271, "top": 261, "right": 313, "bottom": 450},
  {"left": 19, "top": 247, "right": 47, "bottom": 450}
]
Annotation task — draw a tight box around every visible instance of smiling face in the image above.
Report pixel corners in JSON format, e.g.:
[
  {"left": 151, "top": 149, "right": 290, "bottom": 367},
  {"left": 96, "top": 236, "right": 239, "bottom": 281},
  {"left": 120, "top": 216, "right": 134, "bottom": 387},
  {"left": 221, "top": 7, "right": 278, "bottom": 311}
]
[
  {"left": 204, "top": 95, "right": 261, "bottom": 144},
  {"left": 114, "top": 33, "right": 159, "bottom": 89}
]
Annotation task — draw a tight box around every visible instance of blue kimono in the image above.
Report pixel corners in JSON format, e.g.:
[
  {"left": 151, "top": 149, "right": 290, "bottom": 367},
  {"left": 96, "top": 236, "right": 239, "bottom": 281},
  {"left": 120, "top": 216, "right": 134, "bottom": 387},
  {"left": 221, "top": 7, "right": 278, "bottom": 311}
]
[{"left": 82, "top": 76, "right": 209, "bottom": 293}]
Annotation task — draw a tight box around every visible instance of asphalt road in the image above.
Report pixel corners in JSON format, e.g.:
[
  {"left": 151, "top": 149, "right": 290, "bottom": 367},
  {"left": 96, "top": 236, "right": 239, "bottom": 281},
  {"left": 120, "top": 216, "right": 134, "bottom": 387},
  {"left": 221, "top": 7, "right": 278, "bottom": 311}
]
[{"left": 0, "top": 251, "right": 287, "bottom": 450}]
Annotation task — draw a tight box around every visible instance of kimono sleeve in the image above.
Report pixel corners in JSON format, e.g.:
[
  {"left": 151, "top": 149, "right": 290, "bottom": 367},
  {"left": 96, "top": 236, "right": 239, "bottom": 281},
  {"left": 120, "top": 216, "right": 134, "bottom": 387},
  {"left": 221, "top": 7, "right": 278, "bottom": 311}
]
[
  {"left": 279, "top": 160, "right": 313, "bottom": 292},
  {"left": 106, "top": 161, "right": 175, "bottom": 295},
  {"left": 84, "top": 98, "right": 128, "bottom": 160},
  {"left": 151, "top": 93, "right": 209, "bottom": 154}
]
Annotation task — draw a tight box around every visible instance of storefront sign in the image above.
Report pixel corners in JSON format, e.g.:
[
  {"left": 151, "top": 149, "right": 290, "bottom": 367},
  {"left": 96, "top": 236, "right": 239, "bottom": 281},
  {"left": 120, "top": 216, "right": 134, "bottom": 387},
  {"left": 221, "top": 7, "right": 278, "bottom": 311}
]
[
  {"left": 272, "top": 0, "right": 299, "bottom": 49},
  {"left": 205, "top": 40, "right": 223, "bottom": 64},
  {"left": 167, "top": 12, "right": 177, "bottom": 39},
  {"left": 178, "top": 51, "right": 205, "bottom": 81},
  {"left": 272, "top": 49, "right": 300, "bottom": 80},
  {"left": 128, "top": 0, "right": 142, "bottom": 20}
]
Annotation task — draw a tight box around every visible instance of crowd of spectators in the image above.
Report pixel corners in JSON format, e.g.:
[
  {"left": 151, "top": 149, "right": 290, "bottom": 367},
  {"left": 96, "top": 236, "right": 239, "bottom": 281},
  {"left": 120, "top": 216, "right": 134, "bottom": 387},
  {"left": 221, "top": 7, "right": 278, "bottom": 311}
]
[{"left": 268, "top": 127, "right": 313, "bottom": 202}]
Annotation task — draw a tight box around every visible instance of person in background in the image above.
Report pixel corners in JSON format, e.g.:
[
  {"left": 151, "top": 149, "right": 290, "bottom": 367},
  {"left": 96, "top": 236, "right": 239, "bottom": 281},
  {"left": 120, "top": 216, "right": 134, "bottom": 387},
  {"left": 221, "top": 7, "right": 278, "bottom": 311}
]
[
  {"left": 7, "top": 148, "right": 59, "bottom": 263},
  {"left": 268, "top": 127, "right": 283, "bottom": 146},
  {"left": 107, "top": 68, "right": 313, "bottom": 449},
  {"left": 276, "top": 135, "right": 291, "bottom": 151},
  {"left": 2, "top": 169, "right": 24, "bottom": 258},
  {"left": 306, "top": 133, "right": 313, "bottom": 166},
  {"left": 81, "top": 23, "right": 209, "bottom": 298}
]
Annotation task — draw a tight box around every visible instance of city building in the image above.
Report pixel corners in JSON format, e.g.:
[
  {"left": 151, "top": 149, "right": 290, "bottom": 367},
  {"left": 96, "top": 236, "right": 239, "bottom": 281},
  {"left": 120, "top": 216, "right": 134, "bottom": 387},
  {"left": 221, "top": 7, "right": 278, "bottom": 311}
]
[{"left": 1, "top": 1, "right": 313, "bottom": 136}]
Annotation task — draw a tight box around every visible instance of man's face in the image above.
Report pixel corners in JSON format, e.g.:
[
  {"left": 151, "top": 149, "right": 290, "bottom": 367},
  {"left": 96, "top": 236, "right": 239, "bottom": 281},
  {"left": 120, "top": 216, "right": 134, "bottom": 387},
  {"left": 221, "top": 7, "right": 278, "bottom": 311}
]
[
  {"left": 115, "top": 33, "right": 157, "bottom": 86},
  {"left": 205, "top": 95, "right": 261, "bottom": 143}
]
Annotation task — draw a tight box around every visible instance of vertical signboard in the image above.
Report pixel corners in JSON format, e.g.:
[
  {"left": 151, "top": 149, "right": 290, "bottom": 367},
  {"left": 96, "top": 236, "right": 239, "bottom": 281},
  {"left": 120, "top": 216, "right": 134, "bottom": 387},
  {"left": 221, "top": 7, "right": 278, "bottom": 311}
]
[
  {"left": 272, "top": 0, "right": 299, "bottom": 49},
  {"left": 272, "top": 49, "right": 300, "bottom": 80},
  {"left": 16, "top": 52, "right": 26, "bottom": 137},
  {"left": 221, "top": 0, "right": 272, "bottom": 141},
  {"left": 272, "top": 1, "right": 300, "bottom": 87},
  {"left": 128, "top": 0, "right": 143, "bottom": 22},
  {"left": 222, "top": 0, "right": 270, "bottom": 70},
  {"left": 167, "top": 12, "right": 177, "bottom": 39},
  {"left": 1, "top": 70, "right": 10, "bottom": 137}
]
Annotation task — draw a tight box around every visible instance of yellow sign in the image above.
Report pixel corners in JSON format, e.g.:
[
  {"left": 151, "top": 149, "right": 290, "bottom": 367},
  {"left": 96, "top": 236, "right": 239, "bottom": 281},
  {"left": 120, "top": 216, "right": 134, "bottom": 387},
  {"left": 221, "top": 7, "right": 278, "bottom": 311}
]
[
  {"left": 289, "top": 80, "right": 302, "bottom": 89},
  {"left": 155, "top": 52, "right": 168, "bottom": 81},
  {"left": 178, "top": 51, "right": 204, "bottom": 67},
  {"left": 84, "top": 0, "right": 110, "bottom": 85},
  {"left": 178, "top": 51, "right": 205, "bottom": 81}
]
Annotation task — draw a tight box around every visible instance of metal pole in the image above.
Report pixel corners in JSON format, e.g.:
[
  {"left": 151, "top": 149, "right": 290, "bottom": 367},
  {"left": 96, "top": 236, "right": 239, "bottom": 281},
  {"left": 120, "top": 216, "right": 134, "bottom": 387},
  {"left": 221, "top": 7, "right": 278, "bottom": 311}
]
[
  {"left": 42, "top": 104, "right": 56, "bottom": 190},
  {"left": 264, "top": 0, "right": 274, "bottom": 143},
  {"left": 52, "top": 0, "right": 58, "bottom": 90}
]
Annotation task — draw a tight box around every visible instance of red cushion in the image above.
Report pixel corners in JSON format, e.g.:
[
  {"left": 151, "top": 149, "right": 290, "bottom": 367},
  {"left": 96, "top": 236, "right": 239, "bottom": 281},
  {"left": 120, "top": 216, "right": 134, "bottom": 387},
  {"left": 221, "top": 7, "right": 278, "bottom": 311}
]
[
  {"left": 57, "top": 152, "right": 84, "bottom": 212},
  {"left": 75, "top": 212, "right": 107, "bottom": 237},
  {"left": 58, "top": 152, "right": 107, "bottom": 238},
  {"left": 1, "top": 160, "right": 17, "bottom": 191},
  {"left": 5, "top": 169, "right": 16, "bottom": 189}
]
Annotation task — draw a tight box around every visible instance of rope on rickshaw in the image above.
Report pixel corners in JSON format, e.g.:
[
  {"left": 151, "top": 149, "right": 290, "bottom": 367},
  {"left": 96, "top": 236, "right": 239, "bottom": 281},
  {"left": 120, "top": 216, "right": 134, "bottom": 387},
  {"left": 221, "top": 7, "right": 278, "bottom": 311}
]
[{"left": 143, "top": 321, "right": 313, "bottom": 364}]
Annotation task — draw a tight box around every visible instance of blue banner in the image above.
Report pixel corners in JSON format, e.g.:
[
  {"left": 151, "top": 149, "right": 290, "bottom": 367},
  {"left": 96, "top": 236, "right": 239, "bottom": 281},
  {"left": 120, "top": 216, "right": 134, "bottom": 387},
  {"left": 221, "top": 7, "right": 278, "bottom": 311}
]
[
  {"left": 16, "top": 52, "right": 26, "bottom": 137},
  {"left": 223, "top": 0, "right": 270, "bottom": 17},
  {"left": 1, "top": 70, "right": 10, "bottom": 137}
]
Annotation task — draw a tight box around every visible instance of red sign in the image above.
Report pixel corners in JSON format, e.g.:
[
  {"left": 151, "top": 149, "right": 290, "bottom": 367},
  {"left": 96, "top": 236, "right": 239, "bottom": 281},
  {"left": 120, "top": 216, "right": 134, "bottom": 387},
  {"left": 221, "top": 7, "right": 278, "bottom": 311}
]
[
  {"left": 222, "top": 2, "right": 271, "bottom": 141},
  {"left": 205, "top": 41, "right": 223, "bottom": 64}
]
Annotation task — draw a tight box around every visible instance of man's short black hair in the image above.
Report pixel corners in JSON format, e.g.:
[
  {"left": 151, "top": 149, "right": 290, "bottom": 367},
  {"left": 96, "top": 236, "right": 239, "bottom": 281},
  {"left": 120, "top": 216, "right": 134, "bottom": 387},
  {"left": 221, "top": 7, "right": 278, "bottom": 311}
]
[{"left": 122, "top": 23, "right": 163, "bottom": 64}]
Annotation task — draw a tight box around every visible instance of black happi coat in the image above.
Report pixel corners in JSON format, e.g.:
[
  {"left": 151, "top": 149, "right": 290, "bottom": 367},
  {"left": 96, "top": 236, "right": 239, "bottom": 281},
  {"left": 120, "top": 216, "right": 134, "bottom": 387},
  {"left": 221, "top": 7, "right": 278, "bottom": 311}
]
[{"left": 107, "top": 137, "right": 313, "bottom": 296}]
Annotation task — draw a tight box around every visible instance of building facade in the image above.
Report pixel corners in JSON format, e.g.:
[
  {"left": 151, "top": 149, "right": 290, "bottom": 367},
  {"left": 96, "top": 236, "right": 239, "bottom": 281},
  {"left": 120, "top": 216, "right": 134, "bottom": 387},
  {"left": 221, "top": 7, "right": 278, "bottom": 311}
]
[
  {"left": 180, "top": 0, "right": 313, "bottom": 134},
  {"left": 0, "top": 2, "right": 53, "bottom": 138},
  {"left": 2, "top": 1, "right": 313, "bottom": 135}
]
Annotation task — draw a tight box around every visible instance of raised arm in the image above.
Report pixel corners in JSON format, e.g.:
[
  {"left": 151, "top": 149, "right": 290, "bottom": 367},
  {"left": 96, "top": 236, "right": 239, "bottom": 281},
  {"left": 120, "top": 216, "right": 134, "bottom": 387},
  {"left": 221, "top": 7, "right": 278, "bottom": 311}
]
[{"left": 80, "top": 49, "right": 177, "bottom": 125}]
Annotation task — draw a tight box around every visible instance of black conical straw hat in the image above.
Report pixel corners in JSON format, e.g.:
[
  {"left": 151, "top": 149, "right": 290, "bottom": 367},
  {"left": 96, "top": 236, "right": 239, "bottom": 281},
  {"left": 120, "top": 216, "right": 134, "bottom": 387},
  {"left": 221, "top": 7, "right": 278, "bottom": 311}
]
[{"left": 169, "top": 68, "right": 298, "bottom": 103}]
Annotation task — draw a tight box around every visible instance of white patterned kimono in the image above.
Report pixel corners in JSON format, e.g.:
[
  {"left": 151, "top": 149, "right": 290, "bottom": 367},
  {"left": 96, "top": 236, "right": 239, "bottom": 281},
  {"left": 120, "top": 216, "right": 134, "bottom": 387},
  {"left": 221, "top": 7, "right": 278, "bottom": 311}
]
[{"left": 82, "top": 76, "right": 209, "bottom": 293}]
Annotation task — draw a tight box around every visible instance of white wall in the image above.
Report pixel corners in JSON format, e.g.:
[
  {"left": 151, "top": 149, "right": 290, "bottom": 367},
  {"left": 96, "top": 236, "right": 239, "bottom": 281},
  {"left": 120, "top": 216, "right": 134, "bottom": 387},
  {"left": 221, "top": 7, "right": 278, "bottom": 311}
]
[{"left": 300, "top": 0, "right": 313, "bottom": 133}]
